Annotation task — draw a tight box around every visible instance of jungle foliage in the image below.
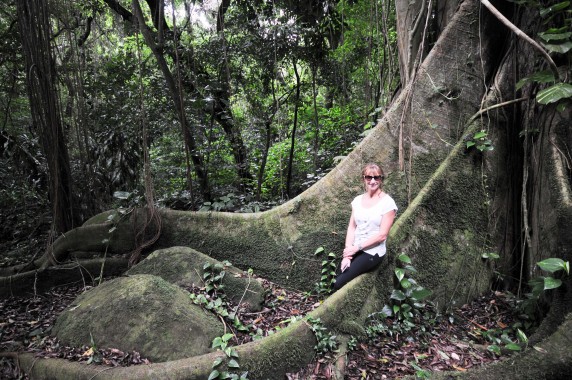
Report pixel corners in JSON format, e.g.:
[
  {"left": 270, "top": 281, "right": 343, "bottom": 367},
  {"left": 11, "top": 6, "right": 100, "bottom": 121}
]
[{"left": 0, "top": 0, "right": 399, "bottom": 244}]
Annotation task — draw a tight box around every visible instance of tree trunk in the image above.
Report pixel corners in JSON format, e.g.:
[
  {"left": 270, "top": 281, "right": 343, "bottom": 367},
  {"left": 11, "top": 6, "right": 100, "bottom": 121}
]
[
  {"left": 214, "top": 0, "right": 253, "bottom": 187},
  {"left": 286, "top": 58, "right": 301, "bottom": 199},
  {"left": 132, "top": 0, "right": 210, "bottom": 200},
  {"left": 16, "top": 0, "right": 77, "bottom": 234}
]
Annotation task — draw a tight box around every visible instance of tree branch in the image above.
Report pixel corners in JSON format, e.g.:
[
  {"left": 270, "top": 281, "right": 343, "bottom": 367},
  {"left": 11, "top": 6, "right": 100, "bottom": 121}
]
[{"left": 480, "top": 0, "right": 559, "bottom": 80}]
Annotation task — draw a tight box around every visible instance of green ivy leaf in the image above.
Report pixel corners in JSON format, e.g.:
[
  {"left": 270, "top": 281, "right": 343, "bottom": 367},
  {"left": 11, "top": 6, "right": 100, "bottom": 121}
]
[
  {"left": 212, "top": 337, "right": 222, "bottom": 349},
  {"left": 228, "top": 359, "right": 240, "bottom": 368},
  {"left": 208, "top": 370, "right": 220, "bottom": 380},
  {"left": 482, "top": 252, "right": 500, "bottom": 259},
  {"left": 411, "top": 288, "right": 432, "bottom": 301},
  {"left": 488, "top": 345, "right": 501, "bottom": 355},
  {"left": 543, "top": 276, "right": 562, "bottom": 290},
  {"left": 390, "top": 289, "right": 407, "bottom": 301},
  {"left": 400, "top": 278, "right": 412, "bottom": 289},
  {"left": 538, "top": 31, "right": 572, "bottom": 42},
  {"left": 314, "top": 246, "right": 325, "bottom": 255},
  {"left": 212, "top": 357, "right": 224, "bottom": 368},
  {"left": 516, "top": 70, "right": 555, "bottom": 90},
  {"left": 404, "top": 264, "right": 417, "bottom": 273},
  {"left": 397, "top": 254, "right": 412, "bottom": 264},
  {"left": 541, "top": 41, "right": 572, "bottom": 54},
  {"left": 381, "top": 304, "right": 393, "bottom": 317},
  {"left": 395, "top": 268, "right": 405, "bottom": 282},
  {"left": 536, "top": 83, "right": 572, "bottom": 104},
  {"left": 540, "top": 1, "right": 570, "bottom": 17},
  {"left": 505, "top": 343, "right": 522, "bottom": 351},
  {"left": 517, "top": 328, "right": 528, "bottom": 344},
  {"left": 537, "top": 258, "right": 569, "bottom": 273}
]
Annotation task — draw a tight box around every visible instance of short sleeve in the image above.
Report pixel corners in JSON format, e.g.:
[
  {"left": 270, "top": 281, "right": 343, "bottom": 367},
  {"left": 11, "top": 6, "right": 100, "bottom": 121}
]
[{"left": 380, "top": 196, "right": 398, "bottom": 216}]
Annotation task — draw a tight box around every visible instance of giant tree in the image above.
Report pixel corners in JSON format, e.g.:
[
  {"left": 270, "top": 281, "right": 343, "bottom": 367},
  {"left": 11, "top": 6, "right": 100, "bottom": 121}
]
[{"left": 2, "top": 0, "right": 572, "bottom": 378}]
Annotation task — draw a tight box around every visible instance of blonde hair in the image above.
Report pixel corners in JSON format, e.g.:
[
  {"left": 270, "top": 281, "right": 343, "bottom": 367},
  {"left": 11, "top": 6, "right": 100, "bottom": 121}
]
[{"left": 361, "top": 163, "right": 385, "bottom": 179}]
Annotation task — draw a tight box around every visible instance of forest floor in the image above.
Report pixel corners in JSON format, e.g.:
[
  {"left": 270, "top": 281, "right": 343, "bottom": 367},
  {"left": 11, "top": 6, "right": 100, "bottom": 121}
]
[{"left": 0, "top": 274, "right": 523, "bottom": 380}]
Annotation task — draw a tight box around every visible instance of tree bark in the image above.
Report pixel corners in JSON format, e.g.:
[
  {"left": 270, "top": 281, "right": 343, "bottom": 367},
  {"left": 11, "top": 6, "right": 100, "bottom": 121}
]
[
  {"left": 16, "top": 0, "right": 77, "bottom": 233},
  {"left": 286, "top": 58, "right": 301, "bottom": 198}
]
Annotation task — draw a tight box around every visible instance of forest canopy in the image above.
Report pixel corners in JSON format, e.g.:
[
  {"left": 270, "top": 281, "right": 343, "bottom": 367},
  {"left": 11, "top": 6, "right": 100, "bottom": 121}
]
[{"left": 1, "top": 0, "right": 399, "bottom": 242}]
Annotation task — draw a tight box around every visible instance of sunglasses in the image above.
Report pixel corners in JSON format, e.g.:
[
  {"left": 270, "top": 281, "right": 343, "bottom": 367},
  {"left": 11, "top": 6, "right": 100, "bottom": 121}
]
[{"left": 363, "top": 175, "right": 382, "bottom": 181}]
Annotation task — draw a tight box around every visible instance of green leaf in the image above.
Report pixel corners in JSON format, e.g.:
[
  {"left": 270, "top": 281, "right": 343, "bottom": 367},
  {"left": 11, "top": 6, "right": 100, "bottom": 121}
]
[
  {"left": 398, "top": 254, "right": 412, "bottom": 264},
  {"left": 390, "top": 289, "right": 407, "bottom": 301},
  {"left": 212, "top": 337, "right": 222, "bottom": 349},
  {"left": 473, "top": 130, "right": 487, "bottom": 139},
  {"left": 505, "top": 343, "right": 522, "bottom": 351},
  {"left": 228, "top": 359, "right": 240, "bottom": 368},
  {"left": 395, "top": 268, "right": 405, "bottom": 282},
  {"left": 381, "top": 304, "right": 393, "bottom": 317},
  {"left": 466, "top": 141, "right": 476, "bottom": 148},
  {"left": 543, "top": 276, "right": 562, "bottom": 290},
  {"left": 208, "top": 370, "right": 220, "bottom": 380},
  {"left": 314, "top": 247, "right": 325, "bottom": 255},
  {"left": 482, "top": 252, "right": 500, "bottom": 259},
  {"left": 516, "top": 70, "right": 556, "bottom": 90},
  {"left": 541, "top": 41, "right": 572, "bottom": 54},
  {"left": 222, "top": 333, "right": 234, "bottom": 342},
  {"left": 404, "top": 264, "right": 417, "bottom": 273},
  {"left": 540, "top": 1, "right": 570, "bottom": 17},
  {"left": 411, "top": 288, "right": 432, "bottom": 301},
  {"left": 212, "top": 357, "right": 224, "bottom": 368},
  {"left": 538, "top": 31, "right": 572, "bottom": 42},
  {"left": 536, "top": 83, "right": 572, "bottom": 104},
  {"left": 528, "top": 277, "right": 545, "bottom": 298},
  {"left": 517, "top": 328, "right": 528, "bottom": 344},
  {"left": 537, "top": 258, "right": 569, "bottom": 273},
  {"left": 400, "top": 278, "right": 412, "bottom": 289},
  {"left": 487, "top": 345, "right": 501, "bottom": 355}
]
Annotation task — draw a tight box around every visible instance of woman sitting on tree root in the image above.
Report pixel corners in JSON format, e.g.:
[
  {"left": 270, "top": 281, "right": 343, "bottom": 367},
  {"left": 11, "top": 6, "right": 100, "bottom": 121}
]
[{"left": 333, "top": 163, "right": 397, "bottom": 291}]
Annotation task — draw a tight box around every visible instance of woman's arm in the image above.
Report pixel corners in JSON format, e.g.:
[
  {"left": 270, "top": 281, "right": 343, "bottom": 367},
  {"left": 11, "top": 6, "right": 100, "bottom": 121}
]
[
  {"left": 345, "top": 211, "right": 356, "bottom": 248},
  {"left": 341, "top": 211, "right": 356, "bottom": 271}
]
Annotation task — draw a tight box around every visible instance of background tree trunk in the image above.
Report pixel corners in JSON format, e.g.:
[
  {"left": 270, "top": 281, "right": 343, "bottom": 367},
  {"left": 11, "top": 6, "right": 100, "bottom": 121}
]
[{"left": 16, "top": 0, "right": 77, "bottom": 234}]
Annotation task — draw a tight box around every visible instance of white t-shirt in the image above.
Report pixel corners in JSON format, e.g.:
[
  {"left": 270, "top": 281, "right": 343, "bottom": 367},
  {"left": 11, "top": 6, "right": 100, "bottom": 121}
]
[{"left": 351, "top": 194, "right": 398, "bottom": 257}]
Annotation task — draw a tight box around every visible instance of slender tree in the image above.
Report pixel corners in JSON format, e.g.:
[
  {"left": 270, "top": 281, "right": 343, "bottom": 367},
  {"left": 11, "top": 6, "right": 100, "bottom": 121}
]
[{"left": 16, "top": 0, "right": 77, "bottom": 234}]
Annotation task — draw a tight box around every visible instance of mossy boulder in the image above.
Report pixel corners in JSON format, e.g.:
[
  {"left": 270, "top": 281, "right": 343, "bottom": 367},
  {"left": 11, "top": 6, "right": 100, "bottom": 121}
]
[
  {"left": 52, "top": 274, "right": 224, "bottom": 362},
  {"left": 127, "top": 246, "right": 266, "bottom": 311}
]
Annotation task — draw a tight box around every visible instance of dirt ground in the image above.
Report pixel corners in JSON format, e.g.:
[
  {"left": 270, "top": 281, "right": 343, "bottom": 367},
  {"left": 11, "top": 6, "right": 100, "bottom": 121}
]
[{"left": 0, "top": 275, "right": 520, "bottom": 379}]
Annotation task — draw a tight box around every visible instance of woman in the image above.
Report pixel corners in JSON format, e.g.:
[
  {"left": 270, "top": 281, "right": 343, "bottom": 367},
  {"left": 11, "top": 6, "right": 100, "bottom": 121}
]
[{"left": 333, "top": 163, "right": 397, "bottom": 291}]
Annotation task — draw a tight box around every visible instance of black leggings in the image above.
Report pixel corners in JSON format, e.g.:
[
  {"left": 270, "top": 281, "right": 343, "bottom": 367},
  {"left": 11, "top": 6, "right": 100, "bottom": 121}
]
[{"left": 333, "top": 251, "right": 385, "bottom": 291}]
